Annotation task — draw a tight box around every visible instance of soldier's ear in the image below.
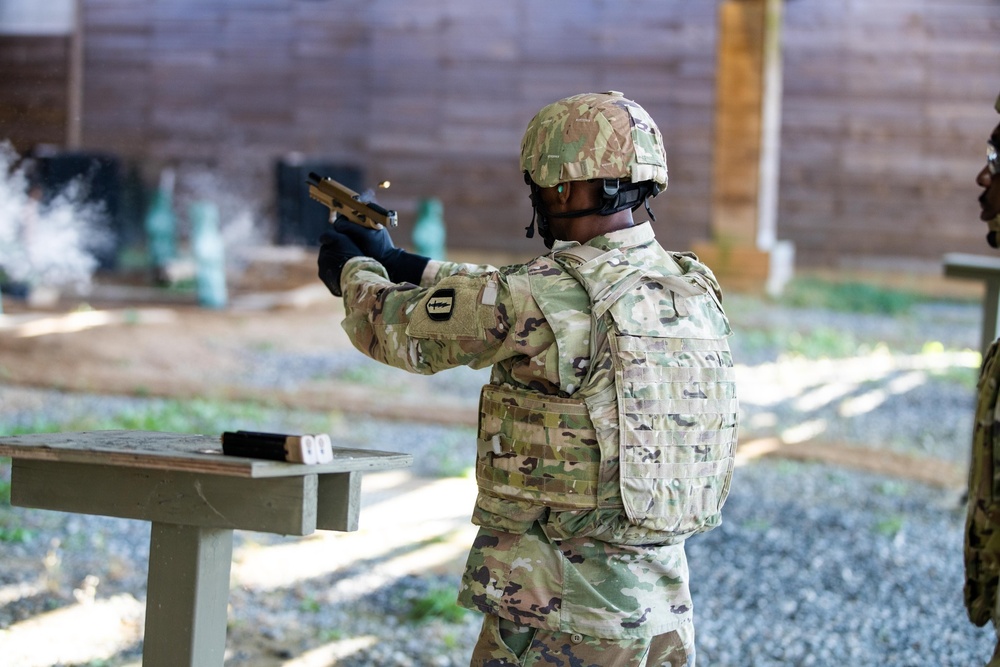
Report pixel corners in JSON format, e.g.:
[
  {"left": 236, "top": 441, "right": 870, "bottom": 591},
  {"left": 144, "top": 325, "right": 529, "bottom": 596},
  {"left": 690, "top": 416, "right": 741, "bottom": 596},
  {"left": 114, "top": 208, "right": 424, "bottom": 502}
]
[{"left": 556, "top": 182, "right": 571, "bottom": 204}]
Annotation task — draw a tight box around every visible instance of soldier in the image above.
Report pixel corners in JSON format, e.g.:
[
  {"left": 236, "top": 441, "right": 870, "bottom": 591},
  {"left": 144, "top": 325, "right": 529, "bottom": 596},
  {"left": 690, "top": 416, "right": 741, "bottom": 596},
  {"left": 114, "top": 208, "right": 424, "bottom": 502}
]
[
  {"left": 967, "top": 91, "right": 1000, "bottom": 667},
  {"left": 317, "top": 92, "right": 738, "bottom": 667},
  {"left": 978, "top": 95, "right": 1000, "bottom": 248}
]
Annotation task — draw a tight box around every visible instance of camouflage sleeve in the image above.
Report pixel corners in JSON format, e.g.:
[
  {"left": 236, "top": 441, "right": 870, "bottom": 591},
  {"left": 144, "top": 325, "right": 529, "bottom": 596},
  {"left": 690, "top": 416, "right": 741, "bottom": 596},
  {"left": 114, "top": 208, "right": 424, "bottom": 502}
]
[
  {"left": 423, "top": 258, "right": 500, "bottom": 283},
  {"left": 339, "top": 256, "right": 516, "bottom": 374},
  {"left": 965, "top": 337, "right": 1000, "bottom": 626}
]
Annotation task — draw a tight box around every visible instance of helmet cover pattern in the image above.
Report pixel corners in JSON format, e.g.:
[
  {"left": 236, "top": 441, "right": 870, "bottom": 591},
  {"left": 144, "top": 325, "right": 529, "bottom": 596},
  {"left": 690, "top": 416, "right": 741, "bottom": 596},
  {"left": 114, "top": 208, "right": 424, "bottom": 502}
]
[{"left": 520, "top": 91, "right": 668, "bottom": 190}]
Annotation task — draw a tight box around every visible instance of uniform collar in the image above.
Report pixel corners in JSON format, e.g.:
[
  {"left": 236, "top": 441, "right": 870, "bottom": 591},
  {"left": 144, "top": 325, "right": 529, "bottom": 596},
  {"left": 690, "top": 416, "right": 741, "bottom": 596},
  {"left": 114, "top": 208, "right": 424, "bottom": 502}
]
[{"left": 550, "top": 221, "right": 656, "bottom": 254}]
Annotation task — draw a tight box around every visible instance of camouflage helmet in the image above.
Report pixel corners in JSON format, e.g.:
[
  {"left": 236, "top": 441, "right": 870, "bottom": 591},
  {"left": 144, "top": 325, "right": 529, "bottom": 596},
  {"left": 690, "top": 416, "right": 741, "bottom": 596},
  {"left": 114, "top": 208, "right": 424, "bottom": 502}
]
[{"left": 519, "top": 91, "right": 668, "bottom": 190}]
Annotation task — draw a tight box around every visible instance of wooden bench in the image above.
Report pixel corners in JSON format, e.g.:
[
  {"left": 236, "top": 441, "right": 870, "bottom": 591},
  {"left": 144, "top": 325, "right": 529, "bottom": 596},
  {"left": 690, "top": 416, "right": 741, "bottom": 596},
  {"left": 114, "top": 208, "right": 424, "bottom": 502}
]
[
  {"left": 0, "top": 430, "right": 411, "bottom": 667},
  {"left": 943, "top": 252, "right": 1000, "bottom": 355}
]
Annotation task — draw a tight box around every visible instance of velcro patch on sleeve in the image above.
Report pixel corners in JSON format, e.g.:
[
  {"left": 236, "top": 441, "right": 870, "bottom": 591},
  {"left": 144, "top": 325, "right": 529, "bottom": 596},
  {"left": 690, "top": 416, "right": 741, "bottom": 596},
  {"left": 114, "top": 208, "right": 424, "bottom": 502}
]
[{"left": 407, "top": 279, "right": 486, "bottom": 340}]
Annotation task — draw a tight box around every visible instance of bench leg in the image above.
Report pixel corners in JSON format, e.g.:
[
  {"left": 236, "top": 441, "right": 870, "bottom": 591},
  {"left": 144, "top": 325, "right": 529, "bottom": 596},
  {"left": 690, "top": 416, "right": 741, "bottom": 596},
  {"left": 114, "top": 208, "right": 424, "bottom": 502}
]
[{"left": 142, "top": 522, "right": 234, "bottom": 667}]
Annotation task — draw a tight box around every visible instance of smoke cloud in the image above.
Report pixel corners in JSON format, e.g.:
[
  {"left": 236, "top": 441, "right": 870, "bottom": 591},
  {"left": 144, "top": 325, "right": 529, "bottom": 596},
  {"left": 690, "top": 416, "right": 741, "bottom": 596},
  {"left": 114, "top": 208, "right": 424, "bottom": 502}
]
[{"left": 0, "top": 141, "right": 111, "bottom": 291}]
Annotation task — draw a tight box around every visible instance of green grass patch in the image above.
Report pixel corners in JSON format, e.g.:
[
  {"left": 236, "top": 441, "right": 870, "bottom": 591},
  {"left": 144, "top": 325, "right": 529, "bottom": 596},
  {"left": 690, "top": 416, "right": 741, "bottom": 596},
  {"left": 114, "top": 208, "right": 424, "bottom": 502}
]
[
  {"left": 298, "top": 595, "right": 323, "bottom": 613},
  {"left": 929, "top": 365, "right": 978, "bottom": 391},
  {"left": 334, "top": 363, "right": 408, "bottom": 391},
  {"left": 779, "top": 277, "right": 921, "bottom": 315},
  {"left": 783, "top": 327, "right": 864, "bottom": 359},
  {"left": 740, "top": 517, "right": 772, "bottom": 532},
  {"left": 3, "top": 399, "right": 329, "bottom": 438},
  {"left": 874, "top": 515, "right": 906, "bottom": 537},
  {"left": 318, "top": 628, "right": 344, "bottom": 643},
  {"left": 0, "top": 524, "right": 32, "bottom": 543},
  {"left": 740, "top": 326, "right": 881, "bottom": 360},
  {"left": 875, "top": 480, "right": 909, "bottom": 497},
  {"left": 91, "top": 399, "right": 266, "bottom": 433},
  {"left": 406, "top": 586, "right": 468, "bottom": 624}
]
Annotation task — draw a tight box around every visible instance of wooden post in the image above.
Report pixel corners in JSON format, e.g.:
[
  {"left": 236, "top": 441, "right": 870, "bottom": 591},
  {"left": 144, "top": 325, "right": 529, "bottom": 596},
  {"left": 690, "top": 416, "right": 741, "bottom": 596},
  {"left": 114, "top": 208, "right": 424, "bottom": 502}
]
[
  {"left": 66, "top": 0, "right": 82, "bottom": 149},
  {"left": 712, "top": 0, "right": 765, "bottom": 248},
  {"left": 143, "top": 523, "right": 234, "bottom": 667},
  {"left": 695, "top": 0, "right": 793, "bottom": 294}
]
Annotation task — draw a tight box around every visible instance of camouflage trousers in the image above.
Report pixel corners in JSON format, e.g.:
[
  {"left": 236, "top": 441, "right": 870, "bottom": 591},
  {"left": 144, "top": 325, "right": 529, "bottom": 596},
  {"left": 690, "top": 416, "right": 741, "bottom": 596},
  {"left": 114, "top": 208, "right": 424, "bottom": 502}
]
[{"left": 469, "top": 614, "right": 695, "bottom": 667}]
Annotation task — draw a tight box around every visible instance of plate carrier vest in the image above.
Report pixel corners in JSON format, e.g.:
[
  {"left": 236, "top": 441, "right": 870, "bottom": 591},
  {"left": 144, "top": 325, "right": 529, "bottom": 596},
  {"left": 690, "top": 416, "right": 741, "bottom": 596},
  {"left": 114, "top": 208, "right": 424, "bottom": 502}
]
[{"left": 476, "top": 242, "right": 738, "bottom": 541}]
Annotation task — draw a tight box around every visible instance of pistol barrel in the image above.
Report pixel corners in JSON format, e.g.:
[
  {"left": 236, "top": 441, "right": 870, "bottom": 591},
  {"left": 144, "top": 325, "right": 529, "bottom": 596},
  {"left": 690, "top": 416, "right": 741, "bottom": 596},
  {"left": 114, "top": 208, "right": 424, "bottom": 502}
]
[{"left": 307, "top": 172, "right": 398, "bottom": 229}]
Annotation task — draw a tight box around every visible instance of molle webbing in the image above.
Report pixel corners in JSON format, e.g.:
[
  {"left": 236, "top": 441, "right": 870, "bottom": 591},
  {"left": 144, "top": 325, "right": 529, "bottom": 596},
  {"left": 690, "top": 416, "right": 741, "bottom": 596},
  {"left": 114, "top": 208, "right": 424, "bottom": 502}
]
[
  {"left": 613, "top": 332, "right": 738, "bottom": 534},
  {"left": 476, "top": 385, "right": 620, "bottom": 510},
  {"left": 473, "top": 239, "right": 737, "bottom": 540},
  {"left": 556, "top": 245, "right": 737, "bottom": 535}
]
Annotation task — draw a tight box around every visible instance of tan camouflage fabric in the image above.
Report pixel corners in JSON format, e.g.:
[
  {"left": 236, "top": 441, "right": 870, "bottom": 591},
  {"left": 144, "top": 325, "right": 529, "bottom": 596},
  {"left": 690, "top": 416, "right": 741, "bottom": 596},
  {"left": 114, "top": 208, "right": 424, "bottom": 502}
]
[
  {"left": 470, "top": 613, "right": 694, "bottom": 667},
  {"left": 459, "top": 521, "right": 692, "bottom": 641},
  {"left": 338, "top": 222, "right": 731, "bottom": 640},
  {"left": 966, "top": 338, "right": 1000, "bottom": 627},
  {"left": 477, "top": 384, "right": 617, "bottom": 510},
  {"left": 475, "top": 242, "right": 737, "bottom": 540},
  {"left": 551, "top": 243, "right": 736, "bottom": 537},
  {"left": 519, "top": 91, "right": 669, "bottom": 189}
]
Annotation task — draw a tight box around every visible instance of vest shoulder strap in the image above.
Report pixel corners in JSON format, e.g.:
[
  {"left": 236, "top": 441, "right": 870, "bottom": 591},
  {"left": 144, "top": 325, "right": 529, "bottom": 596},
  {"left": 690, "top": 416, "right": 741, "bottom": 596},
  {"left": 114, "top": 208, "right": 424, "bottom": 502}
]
[{"left": 554, "top": 243, "right": 608, "bottom": 266}]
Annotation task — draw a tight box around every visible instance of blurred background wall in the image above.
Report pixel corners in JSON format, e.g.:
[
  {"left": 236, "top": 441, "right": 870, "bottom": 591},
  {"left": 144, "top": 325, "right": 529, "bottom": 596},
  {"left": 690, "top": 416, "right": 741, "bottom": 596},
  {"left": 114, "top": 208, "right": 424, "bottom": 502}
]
[{"left": 0, "top": 0, "right": 997, "bottom": 269}]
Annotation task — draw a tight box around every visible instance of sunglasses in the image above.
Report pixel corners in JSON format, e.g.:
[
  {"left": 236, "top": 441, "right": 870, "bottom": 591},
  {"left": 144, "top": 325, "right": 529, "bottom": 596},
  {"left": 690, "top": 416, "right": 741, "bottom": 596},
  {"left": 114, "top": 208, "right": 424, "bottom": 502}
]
[{"left": 989, "top": 139, "right": 999, "bottom": 176}]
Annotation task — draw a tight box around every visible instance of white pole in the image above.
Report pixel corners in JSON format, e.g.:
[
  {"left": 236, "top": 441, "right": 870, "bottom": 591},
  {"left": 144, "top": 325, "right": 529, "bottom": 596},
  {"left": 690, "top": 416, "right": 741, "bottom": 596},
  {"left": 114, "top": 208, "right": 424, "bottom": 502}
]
[{"left": 756, "top": 0, "right": 783, "bottom": 251}]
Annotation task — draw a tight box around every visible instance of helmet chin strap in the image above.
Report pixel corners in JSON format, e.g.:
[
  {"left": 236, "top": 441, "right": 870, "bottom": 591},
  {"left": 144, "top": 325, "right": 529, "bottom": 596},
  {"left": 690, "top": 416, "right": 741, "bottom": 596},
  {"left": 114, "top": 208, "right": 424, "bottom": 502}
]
[
  {"left": 523, "top": 185, "right": 557, "bottom": 249},
  {"left": 524, "top": 175, "right": 661, "bottom": 248}
]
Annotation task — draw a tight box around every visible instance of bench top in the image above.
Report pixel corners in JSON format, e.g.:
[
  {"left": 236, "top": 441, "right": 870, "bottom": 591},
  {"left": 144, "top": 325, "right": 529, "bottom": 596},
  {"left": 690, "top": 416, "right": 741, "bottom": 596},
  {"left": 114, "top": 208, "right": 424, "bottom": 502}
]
[
  {"left": 0, "top": 430, "right": 412, "bottom": 479},
  {"left": 943, "top": 252, "right": 1000, "bottom": 279}
]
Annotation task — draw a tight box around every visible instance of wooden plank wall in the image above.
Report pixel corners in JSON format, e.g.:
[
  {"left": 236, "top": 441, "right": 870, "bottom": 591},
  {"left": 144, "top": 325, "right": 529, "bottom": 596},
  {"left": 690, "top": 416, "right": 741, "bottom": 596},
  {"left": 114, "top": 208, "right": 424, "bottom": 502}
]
[
  {"left": 781, "top": 0, "right": 1000, "bottom": 266},
  {"left": 0, "top": 36, "right": 70, "bottom": 152},
  {"left": 8, "top": 0, "right": 996, "bottom": 266},
  {"left": 77, "top": 0, "right": 718, "bottom": 259},
  {"left": 363, "top": 1, "right": 722, "bottom": 257}
]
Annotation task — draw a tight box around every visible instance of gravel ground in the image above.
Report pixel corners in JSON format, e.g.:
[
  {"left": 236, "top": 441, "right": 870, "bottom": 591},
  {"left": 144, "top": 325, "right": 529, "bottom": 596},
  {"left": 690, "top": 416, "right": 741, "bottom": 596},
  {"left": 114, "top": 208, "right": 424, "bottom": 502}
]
[
  {"left": 1, "top": 292, "right": 997, "bottom": 666},
  {"left": 0, "top": 415, "right": 993, "bottom": 666}
]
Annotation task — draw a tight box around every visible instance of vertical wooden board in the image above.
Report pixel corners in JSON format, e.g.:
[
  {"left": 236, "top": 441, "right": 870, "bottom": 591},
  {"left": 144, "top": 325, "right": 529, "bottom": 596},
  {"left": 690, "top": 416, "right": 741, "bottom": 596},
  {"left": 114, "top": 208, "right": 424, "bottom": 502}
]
[
  {"left": 143, "top": 523, "right": 233, "bottom": 667},
  {"left": 316, "top": 472, "right": 361, "bottom": 532},
  {"left": 711, "top": 0, "right": 766, "bottom": 246}
]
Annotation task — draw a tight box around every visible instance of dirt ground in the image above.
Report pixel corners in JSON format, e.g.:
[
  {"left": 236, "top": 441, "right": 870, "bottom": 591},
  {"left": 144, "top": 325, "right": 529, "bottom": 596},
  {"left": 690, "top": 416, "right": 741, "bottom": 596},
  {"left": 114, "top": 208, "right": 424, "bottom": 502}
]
[{"left": 0, "top": 254, "right": 480, "bottom": 428}]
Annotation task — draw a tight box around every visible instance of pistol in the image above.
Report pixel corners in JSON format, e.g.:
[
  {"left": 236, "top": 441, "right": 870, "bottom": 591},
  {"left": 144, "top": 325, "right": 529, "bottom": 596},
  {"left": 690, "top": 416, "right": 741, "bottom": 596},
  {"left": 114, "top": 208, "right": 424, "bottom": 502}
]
[{"left": 307, "top": 172, "right": 398, "bottom": 230}]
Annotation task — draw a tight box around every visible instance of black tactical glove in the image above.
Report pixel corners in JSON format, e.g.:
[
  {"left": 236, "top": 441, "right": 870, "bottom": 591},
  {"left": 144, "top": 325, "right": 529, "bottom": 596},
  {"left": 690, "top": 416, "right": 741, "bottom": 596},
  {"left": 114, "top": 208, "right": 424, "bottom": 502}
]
[
  {"left": 332, "top": 218, "right": 430, "bottom": 285},
  {"left": 317, "top": 229, "right": 363, "bottom": 297}
]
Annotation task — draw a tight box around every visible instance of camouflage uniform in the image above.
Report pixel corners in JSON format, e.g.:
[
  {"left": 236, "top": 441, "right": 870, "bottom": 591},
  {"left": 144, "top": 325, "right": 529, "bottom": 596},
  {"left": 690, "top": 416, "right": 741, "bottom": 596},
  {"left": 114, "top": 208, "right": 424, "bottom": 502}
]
[
  {"left": 965, "top": 91, "right": 1000, "bottom": 667},
  {"left": 966, "top": 339, "right": 1000, "bottom": 667},
  {"left": 335, "top": 92, "right": 736, "bottom": 666},
  {"left": 340, "top": 224, "right": 734, "bottom": 656}
]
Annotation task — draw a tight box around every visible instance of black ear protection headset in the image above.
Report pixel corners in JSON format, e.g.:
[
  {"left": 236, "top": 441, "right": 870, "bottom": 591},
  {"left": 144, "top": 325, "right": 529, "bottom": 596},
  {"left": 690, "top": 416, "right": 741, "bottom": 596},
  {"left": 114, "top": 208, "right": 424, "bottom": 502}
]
[{"left": 523, "top": 173, "right": 661, "bottom": 248}]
